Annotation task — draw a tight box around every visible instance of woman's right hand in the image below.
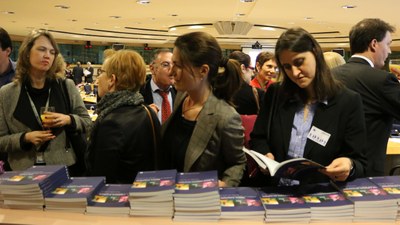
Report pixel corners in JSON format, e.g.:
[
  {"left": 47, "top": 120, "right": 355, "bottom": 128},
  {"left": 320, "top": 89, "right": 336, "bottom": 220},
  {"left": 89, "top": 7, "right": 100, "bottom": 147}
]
[
  {"left": 260, "top": 152, "right": 275, "bottom": 175},
  {"left": 24, "top": 130, "right": 55, "bottom": 146}
]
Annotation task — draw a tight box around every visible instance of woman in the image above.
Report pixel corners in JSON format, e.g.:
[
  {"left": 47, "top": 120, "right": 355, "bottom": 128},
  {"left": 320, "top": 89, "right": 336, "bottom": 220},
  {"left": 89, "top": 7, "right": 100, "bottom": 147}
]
[
  {"left": 250, "top": 51, "right": 278, "bottom": 91},
  {"left": 85, "top": 49, "right": 160, "bottom": 184},
  {"left": 250, "top": 28, "right": 367, "bottom": 185},
  {"left": 0, "top": 29, "right": 91, "bottom": 172},
  {"left": 161, "top": 32, "right": 247, "bottom": 187}
]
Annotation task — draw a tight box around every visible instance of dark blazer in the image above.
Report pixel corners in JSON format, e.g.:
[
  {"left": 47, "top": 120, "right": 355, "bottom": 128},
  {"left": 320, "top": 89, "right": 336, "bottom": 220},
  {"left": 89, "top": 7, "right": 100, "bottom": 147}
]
[
  {"left": 161, "top": 92, "right": 247, "bottom": 187},
  {"left": 233, "top": 83, "right": 264, "bottom": 115},
  {"left": 333, "top": 57, "right": 400, "bottom": 176},
  {"left": 86, "top": 105, "right": 160, "bottom": 184},
  {"left": 250, "top": 83, "right": 367, "bottom": 184},
  {"left": 140, "top": 79, "right": 176, "bottom": 105},
  {"left": 72, "top": 66, "right": 84, "bottom": 84}
]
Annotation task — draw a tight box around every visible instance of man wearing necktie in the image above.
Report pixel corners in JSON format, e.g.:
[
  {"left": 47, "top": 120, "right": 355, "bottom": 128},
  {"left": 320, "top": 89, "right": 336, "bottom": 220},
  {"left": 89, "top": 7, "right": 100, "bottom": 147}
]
[{"left": 140, "top": 49, "right": 176, "bottom": 124}]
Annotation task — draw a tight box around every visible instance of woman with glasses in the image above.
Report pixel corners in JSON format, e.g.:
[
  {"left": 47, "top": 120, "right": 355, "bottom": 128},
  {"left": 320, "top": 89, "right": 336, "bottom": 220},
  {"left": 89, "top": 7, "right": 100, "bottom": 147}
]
[
  {"left": 250, "top": 28, "right": 367, "bottom": 185},
  {"left": 85, "top": 49, "right": 160, "bottom": 184}
]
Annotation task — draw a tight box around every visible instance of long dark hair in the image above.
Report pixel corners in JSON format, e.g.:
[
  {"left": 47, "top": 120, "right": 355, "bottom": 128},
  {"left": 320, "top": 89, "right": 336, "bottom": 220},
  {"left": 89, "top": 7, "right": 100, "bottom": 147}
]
[
  {"left": 174, "top": 32, "right": 242, "bottom": 105},
  {"left": 275, "top": 27, "right": 341, "bottom": 102}
]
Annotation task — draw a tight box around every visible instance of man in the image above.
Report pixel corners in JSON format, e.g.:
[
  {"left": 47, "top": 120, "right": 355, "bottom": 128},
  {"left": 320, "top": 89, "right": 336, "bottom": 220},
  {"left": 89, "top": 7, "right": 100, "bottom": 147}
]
[
  {"left": 332, "top": 18, "right": 400, "bottom": 176},
  {"left": 72, "top": 61, "right": 84, "bottom": 85},
  {"left": 85, "top": 61, "right": 94, "bottom": 83},
  {"left": 0, "top": 27, "right": 16, "bottom": 171},
  {"left": 140, "top": 49, "right": 175, "bottom": 124}
]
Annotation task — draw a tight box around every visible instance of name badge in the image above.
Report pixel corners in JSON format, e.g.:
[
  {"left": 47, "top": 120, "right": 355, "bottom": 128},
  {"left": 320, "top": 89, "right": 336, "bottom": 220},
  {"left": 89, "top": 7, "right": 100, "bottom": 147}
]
[{"left": 307, "top": 126, "right": 331, "bottom": 147}]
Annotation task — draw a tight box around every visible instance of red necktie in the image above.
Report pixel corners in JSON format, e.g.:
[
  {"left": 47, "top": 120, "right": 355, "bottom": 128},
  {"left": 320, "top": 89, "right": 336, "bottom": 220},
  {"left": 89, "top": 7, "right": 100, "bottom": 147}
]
[{"left": 158, "top": 90, "right": 171, "bottom": 123}]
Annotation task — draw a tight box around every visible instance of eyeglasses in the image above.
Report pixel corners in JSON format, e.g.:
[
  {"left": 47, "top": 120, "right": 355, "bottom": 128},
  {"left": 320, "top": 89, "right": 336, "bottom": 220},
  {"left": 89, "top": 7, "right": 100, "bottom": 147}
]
[{"left": 157, "top": 61, "right": 173, "bottom": 69}]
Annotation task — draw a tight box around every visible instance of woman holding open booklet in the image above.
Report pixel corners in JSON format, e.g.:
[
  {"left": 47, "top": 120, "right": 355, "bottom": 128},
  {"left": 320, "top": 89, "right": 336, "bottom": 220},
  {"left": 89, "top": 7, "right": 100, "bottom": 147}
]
[{"left": 250, "top": 27, "right": 367, "bottom": 185}]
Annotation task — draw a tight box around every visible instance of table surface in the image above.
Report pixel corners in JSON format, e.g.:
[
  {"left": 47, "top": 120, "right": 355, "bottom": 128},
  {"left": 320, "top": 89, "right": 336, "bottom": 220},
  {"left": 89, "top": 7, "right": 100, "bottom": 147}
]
[{"left": 0, "top": 208, "right": 397, "bottom": 225}]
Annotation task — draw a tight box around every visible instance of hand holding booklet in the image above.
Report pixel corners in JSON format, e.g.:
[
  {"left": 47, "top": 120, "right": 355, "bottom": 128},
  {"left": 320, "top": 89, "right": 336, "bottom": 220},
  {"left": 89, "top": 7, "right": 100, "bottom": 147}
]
[{"left": 243, "top": 147, "right": 325, "bottom": 180}]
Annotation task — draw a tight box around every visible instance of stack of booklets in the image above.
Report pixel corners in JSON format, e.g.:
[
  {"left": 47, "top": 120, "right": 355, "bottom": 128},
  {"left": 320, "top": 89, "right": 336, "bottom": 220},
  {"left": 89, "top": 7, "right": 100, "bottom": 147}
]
[
  {"left": 0, "top": 165, "right": 69, "bottom": 210},
  {"left": 258, "top": 186, "right": 310, "bottom": 223},
  {"left": 301, "top": 183, "right": 353, "bottom": 222},
  {"left": 173, "top": 170, "right": 221, "bottom": 221},
  {"left": 336, "top": 177, "right": 398, "bottom": 222},
  {"left": 0, "top": 171, "right": 20, "bottom": 207},
  {"left": 45, "top": 176, "right": 105, "bottom": 213},
  {"left": 129, "top": 169, "right": 177, "bottom": 217},
  {"left": 368, "top": 176, "right": 400, "bottom": 221},
  {"left": 219, "top": 187, "right": 264, "bottom": 221},
  {"left": 86, "top": 184, "right": 130, "bottom": 216}
]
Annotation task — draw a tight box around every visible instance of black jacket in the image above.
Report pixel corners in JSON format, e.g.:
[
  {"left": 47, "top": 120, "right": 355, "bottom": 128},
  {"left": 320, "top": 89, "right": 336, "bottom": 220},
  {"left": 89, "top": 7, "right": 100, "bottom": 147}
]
[
  {"left": 86, "top": 105, "right": 160, "bottom": 184},
  {"left": 333, "top": 57, "right": 400, "bottom": 176}
]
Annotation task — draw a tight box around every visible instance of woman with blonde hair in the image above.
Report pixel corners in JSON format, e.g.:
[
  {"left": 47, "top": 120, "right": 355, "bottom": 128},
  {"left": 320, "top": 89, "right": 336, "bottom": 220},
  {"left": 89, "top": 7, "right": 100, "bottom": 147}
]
[
  {"left": 324, "top": 51, "right": 346, "bottom": 69},
  {"left": 86, "top": 49, "right": 160, "bottom": 184}
]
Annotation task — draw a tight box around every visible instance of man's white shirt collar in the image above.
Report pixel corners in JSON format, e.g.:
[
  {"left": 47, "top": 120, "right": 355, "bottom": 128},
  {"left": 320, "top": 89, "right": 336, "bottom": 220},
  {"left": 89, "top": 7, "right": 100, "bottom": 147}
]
[{"left": 351, "top": 55, "right": 374, "bottom": 67}]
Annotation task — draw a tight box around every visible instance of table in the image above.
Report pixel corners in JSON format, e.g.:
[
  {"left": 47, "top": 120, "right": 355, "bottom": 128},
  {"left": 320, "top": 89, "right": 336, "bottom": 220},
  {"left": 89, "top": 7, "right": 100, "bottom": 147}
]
[
  {"left": 0, "top": 208, "right": 397, "bottom": 225},
  {"left": 387, "top": 138, "right": 400, "bottom": 155}
]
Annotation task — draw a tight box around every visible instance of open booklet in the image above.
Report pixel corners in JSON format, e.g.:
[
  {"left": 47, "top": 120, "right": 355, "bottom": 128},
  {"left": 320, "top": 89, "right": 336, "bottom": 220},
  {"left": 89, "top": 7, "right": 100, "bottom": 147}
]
[{"left": 243, "top": 147, "right": 325, "bottom": 180}]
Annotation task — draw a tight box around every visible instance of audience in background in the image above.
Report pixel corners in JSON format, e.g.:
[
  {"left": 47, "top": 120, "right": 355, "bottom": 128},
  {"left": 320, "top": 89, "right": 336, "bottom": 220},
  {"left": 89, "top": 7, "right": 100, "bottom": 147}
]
[
  {"left": 85, "top": 62, "right": 94, "bottom": 83},
  {"left": 85, "top": 49, "right": 160, "bottom": 184},
  {"left": 0, "top": 27, "right": 16, "bottom": 171},
  {"left": 0, "top": 29, "right": 91, "bottom": 173},
  {"left": 333, "top": 18, "right": 400, "bottom": 176},
  {"left": 229, "top": 51, "right": 263, "bottom": 115},
  {"left": 324, "top": 51, "right": 346, "bottom": 69},
  {"left": 250, "top": 51, "right": 278, "bottom": 91},
  {"left": 251, "top": 27, "right": 367, "bottom": 185},
  {"left": 140, "top": 49, "right": 175, "bottom": 124},
  {"left": 72, "top": 61, "right": 84, "bottom": 85},
  {"left": 160, "top": 32, "right": 246, "bottom": 187}
]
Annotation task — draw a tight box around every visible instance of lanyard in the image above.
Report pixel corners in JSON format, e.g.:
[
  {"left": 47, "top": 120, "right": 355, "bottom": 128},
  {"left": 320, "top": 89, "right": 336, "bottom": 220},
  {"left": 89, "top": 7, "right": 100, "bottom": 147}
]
[{"left": 25, "top": 86, "right": 51, "bottom": 129}]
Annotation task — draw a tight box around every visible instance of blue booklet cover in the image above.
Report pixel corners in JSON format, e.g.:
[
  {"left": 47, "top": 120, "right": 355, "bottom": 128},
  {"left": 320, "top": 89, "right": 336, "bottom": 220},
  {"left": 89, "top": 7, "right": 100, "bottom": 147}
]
[
  {"left": 174, "top": 171, "right": 219, "bottom": 195},
  {"left": 335, "top": 177, "right": 395, "bottom": 202},
  {"left": 45, "top": 177, "right": 105, "bottom": 200},
  {"left": 220, "top": 187, "right": 264, "bottom": 212},
  {"left": 130, "top": 169, "right": 177, "bottom": 193},
  {"left": 87, "top": 184, "right": 130, "bottom": 208},
  {"left": 368, "top": 176, "right": 400, "bottom": 198},
  {"left": 0, "top": 165, "right": 68, "bottom": 189},
  {"left": 258, "top": 186, "right": 309, "bottom": 210}
]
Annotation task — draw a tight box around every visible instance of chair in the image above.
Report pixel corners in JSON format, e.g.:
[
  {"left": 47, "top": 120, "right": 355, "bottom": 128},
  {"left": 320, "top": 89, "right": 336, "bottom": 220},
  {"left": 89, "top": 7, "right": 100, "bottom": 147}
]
[
  {"left": 240, "top": 114, "right": 257, "bottom": 149},
  {"left": 390, "top": 165, "right": 400, "bottom": 175}
]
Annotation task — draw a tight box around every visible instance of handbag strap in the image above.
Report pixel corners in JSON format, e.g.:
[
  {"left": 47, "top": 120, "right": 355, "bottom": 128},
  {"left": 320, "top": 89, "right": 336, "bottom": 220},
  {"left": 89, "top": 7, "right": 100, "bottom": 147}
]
[
  {"left": 142, "top": 104, "right": 158, "bottom": 169},
  {"left": 251, "top": 87, "right": 260, "bottom": 114}
]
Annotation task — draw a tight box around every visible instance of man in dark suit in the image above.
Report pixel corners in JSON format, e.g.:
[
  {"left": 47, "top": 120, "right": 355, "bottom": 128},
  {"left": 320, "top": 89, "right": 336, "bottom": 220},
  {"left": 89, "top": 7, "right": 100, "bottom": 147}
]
[
  {"left": 140, "top": 49, "right": 176, "bottom": 124},
  {"left": 333, "top": 18, "right": 400, "bottom": 176},
  {"left": 72, "top": 61, "right": 84, "bottom": 85},
  {"left": 85, "top": 61, "right": 94, "bottom": 83}
]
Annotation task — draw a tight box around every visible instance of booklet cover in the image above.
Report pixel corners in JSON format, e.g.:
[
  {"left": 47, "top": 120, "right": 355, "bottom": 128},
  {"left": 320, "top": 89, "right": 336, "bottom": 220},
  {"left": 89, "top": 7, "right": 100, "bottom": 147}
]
[
  {"left": 243, "top": 147, "right": 324, "bottom": 180},
  {"left": 174, "top": 171, "right": 219, "bottom": 196},
  {"left": 220, "top": 187, "right": 264, "bottom": 213},
  {"left": 130, "top": 169, "right": 177, "bottom": 195},
  {"left": 45, "top": 177, "right": 105, "bottom": 201},
  {"left": 87, "top": 184, "right": 130, "bottom": 208}
]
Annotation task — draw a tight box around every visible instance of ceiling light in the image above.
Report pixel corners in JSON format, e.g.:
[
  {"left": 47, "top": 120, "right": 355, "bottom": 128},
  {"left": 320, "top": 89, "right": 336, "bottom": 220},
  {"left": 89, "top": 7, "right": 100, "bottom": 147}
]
[
  {"left": 240, "top": 0, "right": 255, "bottom": 2},
  {"left": 236, "top": 13, "right": 246, "bottom": 17},
  {"left": 304, "top": 17, "right": 313, "bottom": 20},
  {"left": 2, "top": 11, "right": 15, "bottom": 14},
  {"left": 260, "top": 27, "right": 276, "bottom": 31},
  {"left": 189, "top": 25, "right": 205, "bottom": 29},
  {"left": 342, "top": 5, "right": 356, "bottom": 9},
  {"left": 110, "top": 16, "right": 121, "bottom": 19},
  {"left": 136, "top": 0, "right": 150, "bottom": 4},
  {"left": 54, "top": 5, "right": 70, "bottom": 9},
  {"left": 169, "top": 27, "right": 177, "bottom": 31}
]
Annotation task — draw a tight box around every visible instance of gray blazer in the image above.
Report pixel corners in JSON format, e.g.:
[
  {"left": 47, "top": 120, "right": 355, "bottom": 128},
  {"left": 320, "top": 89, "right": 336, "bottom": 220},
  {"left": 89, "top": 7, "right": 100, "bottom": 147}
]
[
  {"left": 0, "top": 79, "right": 92, "bottom": 170},
  {"left": 162, "top": 92, "right": 246, "bottom": 187}
]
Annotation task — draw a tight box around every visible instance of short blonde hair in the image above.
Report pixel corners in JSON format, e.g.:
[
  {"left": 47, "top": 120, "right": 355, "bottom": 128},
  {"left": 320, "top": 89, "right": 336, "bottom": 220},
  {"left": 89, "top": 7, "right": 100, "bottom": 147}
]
[
  {"left": 103, "top": 49, "right": 146, "bottom": 92},
  {"left": 324, "top": 51, "right": 346, "bottom": 69}
]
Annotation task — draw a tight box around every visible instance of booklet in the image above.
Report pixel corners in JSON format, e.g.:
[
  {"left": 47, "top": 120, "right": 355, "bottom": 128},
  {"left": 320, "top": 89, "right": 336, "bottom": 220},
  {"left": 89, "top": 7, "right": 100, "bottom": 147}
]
[{"left": 243, "top": 148, "right": 325, "bottom": 180}]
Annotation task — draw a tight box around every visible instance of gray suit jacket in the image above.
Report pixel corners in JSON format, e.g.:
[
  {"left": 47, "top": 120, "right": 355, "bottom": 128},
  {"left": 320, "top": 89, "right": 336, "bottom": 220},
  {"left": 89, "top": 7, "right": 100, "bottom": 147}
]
[
  {"left": 162, "top": 92, "right": 246, "bottom": 187},
  {"left": 0, "top": 79, "right": 92, "bottom": 170}
]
